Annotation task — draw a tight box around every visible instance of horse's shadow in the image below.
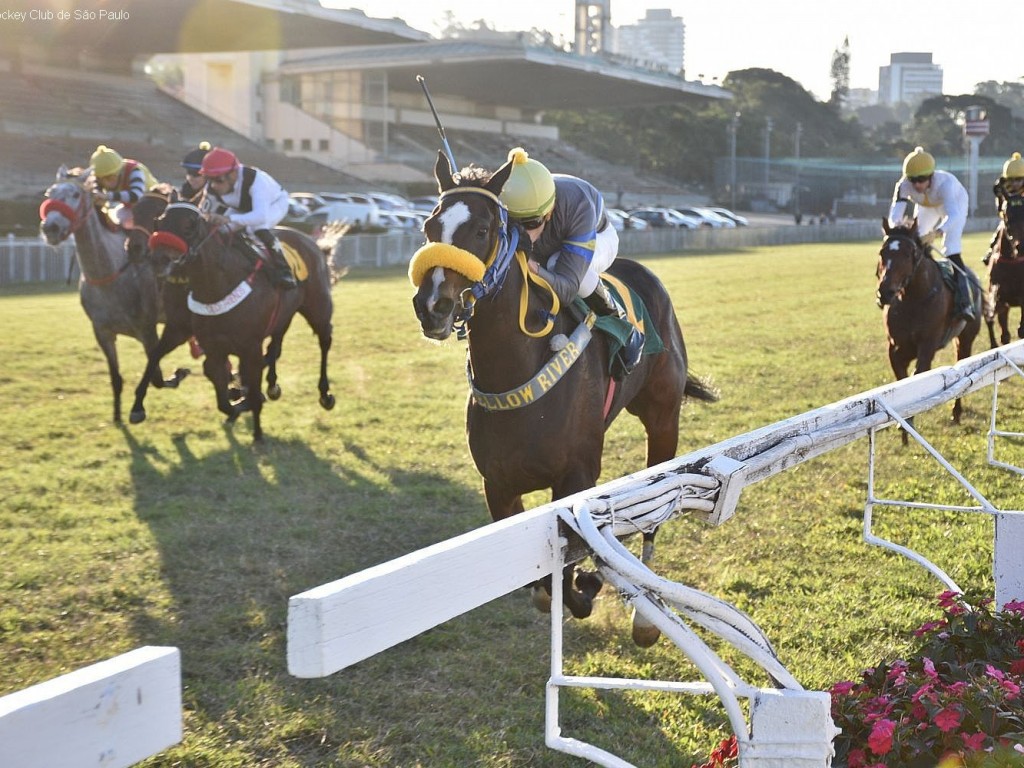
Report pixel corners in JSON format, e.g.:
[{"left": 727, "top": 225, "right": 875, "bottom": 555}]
[{"left": 115, "top": 426, "right": 686, "bottom": 762}]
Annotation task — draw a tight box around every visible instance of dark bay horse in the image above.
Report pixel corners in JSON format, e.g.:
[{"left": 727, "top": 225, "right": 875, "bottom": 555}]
[
  {"left": 987, "top": 201, "right": 1024, "bottom": 345},
  {"left": 876, "top": 219, "right": 982, "bottom": 435},
  {"left": 146, "top": 201, "right": 337, "bottom": 441},
  {"left": 411, "top": 152, "right": 718, "bottom": 646},
  {"left": 39, "top": 166, "right": 187, "bottom": 423}
]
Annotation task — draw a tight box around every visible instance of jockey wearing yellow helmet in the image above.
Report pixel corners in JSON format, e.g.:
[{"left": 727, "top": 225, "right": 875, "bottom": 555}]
[
  {"left": 89, "top": 144, "right": 159, "bottom": 228},
  {"left": 984, "top": 152, "right": 1024, "bottom": 265},
  {"left": 888, "top": 146, "right": 975, "bottom": 325},
  {"left": 499, "top": 147, "right": 643, "bottom": 378}
]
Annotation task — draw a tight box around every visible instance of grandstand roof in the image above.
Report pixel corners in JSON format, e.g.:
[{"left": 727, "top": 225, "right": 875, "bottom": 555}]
[
  {"left": 2, "top": 0, "right": 427, "bottom": 70},
  {"left": 281, "top": 40, "right": 729, "bottom": 111}
]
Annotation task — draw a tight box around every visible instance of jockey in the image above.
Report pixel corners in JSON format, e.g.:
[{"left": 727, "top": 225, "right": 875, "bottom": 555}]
[
  {"left": 180, "top": 141, "right": 211, "bottom": 202},
  {"left": 198, "top": 146, "right": 297, "bottom": 289},
  {"left": 499, "top": 146, "right": 643, "bottom": 378},
  {"left": 888, "top": 146, "right": 975, "bottom": 326},
  {"left": 89, "top": 144, "right": 159, "bottom": 229},
  {"left": 984, "top": 152, "right": 1024, "bottom": 265}
]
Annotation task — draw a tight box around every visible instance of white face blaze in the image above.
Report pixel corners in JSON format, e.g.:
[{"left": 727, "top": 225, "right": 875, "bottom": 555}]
[
  {"left": 437, "top": 199, "right": 470, "bottom": 244},
  {"left": 423, "top": 265, "right": 447, "bottom": 313}
]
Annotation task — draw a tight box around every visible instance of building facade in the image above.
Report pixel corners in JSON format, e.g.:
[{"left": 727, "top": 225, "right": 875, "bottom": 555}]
[
  {"left": 877, "top": 52, "right": 943, "bottom": 105},
  {"left": 611, "top": 8, "right": 685, "bottom": 75}
]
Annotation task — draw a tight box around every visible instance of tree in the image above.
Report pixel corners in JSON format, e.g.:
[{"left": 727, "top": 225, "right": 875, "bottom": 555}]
[{"left": 829, "top": 36, "right": 850, "bottom": 111}]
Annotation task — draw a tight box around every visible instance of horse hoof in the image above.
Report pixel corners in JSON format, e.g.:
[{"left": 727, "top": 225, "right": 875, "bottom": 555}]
[
  {"left": 320, "top": 393, "right": 336, "bottom": 410},
  {"left": 631, "top": 624, "right": 661, "bottom": 648},
  {"left": 267, "top": 383, "right": 282, "bottom": 400},
  {"left": 531, "top": 584, "right": 552, "bottom": 614},
  {"left": 175, "top": 367, "right": 191, "bottom": 382},
  {"left": 129, "top": 409, "right": 146, "bottom": 424}
]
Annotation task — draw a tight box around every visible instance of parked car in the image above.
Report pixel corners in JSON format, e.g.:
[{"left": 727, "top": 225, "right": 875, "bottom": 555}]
[
  {"left": 673, "top": 206, "right": 736, "bottom": 228},
  {"left": 285, "top": 200, "right": 381, "bottom": 236},
  {"left": 629, "top": 207, "right": 699, "bottom": 229},
  {"left": 706, "top": 207, "right": 749, "bottom": 226},
  {"left": 379, "top": 210, "right": 427, "bottom": 230},
  {"left": 606, "top": 207, "right": 649, "bottom": 230},
  {"left": 365, "top": 192, "right": 412, "bottom": 211},
  {"left": 408, "top": 195, "right": 439, "bottom": 212},
  {"left": 289, "top": 192, "right": 328, "bottom": 212}
]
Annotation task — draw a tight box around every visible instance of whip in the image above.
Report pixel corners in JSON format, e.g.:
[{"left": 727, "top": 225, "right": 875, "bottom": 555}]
[{"left": 416, "top": 75, "right": 458, "bottom": 171}]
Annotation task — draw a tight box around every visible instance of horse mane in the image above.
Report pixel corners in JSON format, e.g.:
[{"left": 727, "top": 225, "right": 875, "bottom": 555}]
[
  {"left": 146, "top": 182, "right": 176, "bottom": 199},
  {"left": 887, "top": 220, "right": 923, "bottom": 249},
  {"left": 453, "top": 165, "right": 494, "bottom": 186}
]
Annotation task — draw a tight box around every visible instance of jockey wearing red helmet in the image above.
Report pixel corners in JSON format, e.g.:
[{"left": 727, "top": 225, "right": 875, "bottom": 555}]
[{"left": 199, "top": 146, "right": 296, "bottom": 289}]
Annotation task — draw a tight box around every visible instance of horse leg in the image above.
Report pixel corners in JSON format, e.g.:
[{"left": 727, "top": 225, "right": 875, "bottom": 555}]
[
  {"left": 549, "top": 470, "right": 605, "bottom": 621},
  {"left": 1017, "top": 307, "right": 1024, "bottom": 340},
  {"left": 237, "top": 347, "right": 266, "bottom": 442},
  {"left": 203, "top": 353, "right": 238, "bottom": 423},
  {"left": 264, "top": 331, "right": 285, "bottom": 401},
  {"left": 315, "top": 323, "right": 335, "bottom": 410},
  {"left": 129, "top": 324, "right": 192, "bottom": 424},
  {"left": 92, "top": 327, "right": 123, "bottom": 423},
  {"left": 997, "top": 303, "right": 1011, "bottom": 345},
  {"left": 621, "top": 367, "right": 684, "bottom": 646},
  {"left": 889, "top": 345, "right": 912, "bottom": 445},
  {"left": 298, "top": 301, "right": 336, "bottom": 410}
]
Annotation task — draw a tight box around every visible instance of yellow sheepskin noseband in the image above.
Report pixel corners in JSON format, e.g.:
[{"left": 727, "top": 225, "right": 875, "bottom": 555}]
[{"left": 408, "top": 242, "right": 486, "bottom": 287}]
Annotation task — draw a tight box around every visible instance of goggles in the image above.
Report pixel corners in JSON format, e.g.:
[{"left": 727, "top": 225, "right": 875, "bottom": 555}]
[{"left": 908, "top": 174, "right": 933, "bottom": 184}]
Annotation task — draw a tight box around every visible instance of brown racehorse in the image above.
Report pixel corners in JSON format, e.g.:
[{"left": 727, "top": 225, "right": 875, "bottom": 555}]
[
  {"left": 39, "top": 167, "right": 187, "bottom": 423},
  {"left": 876, "top": 218, "right": 982, "bottom": 438},
  {"left": 146, "top": 201, "right": 338, "bottom": 441},
  {"left": 411, "top": 152, "right": 718, "bottom": 646},
  {"left": 987, "top": 200, "right": 1024, "bottom": 345}
]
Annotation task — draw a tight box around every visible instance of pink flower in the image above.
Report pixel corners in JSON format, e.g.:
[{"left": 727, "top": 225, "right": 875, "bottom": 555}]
[
  {"left": 961, "top": 731, "right": 987, "bottom": 751},
  {"left": 1000, "top": 678, "right": 1021, "bottom": 698},
  {"left": 867, "top": 718, "right": 896, "bottom": 755},
  {"left": 986, "top": 664, "right": 1006, "bottom": 682},
  {"left": 1003, "top": 599, "right": 1024, "bottom": 615},
  {"left": 913, "top": 620, "right": 945, "bottom": 637},
  {"left": 934, "top": 706, "right": 962, "bottom": 733},
  {"left": 922, "top": 657, "right": 937, "bottom": 679},
  {"left": 847, "top": 748, "right": 866, "bottom": 768},
  {"left": 937, "top": 590, "right": 962, "bottom": 608},
  {"left": 1010, "top": 659, "right": 1024, "bottom": 675},
  {"left": 831, "top": 681, "right": 856, "bottom": 696}
]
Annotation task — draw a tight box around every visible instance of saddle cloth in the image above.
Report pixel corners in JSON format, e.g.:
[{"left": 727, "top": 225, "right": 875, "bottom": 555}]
[
  {"left": 241, "top": 233, "right": 308, "bottom": 282},
  {"left": 573, "top": 274, "right": 665, "bottom": 370}
]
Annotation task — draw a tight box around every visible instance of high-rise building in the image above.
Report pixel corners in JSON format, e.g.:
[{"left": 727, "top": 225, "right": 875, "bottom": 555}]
[
  {"left": 877, "top": 52, "right": 943, "bottom": 105},
  {"left": 611, "top": 8, "right": 685, "bottom": 75}
]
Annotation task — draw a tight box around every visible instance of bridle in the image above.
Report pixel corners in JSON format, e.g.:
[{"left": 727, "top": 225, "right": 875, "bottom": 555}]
[
  {"left": 39, "top": 178, "right": 91, "bottom": 238},
  {"left": 878, "top": 232, "right": 925, "bottom": 302}
]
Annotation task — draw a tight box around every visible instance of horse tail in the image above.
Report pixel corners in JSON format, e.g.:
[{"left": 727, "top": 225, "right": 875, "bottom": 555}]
[
  {"left": 684, "top": 372, "right": 720, "bottom": 403},
  {"left": 315, "top": 221, "right": 350, "bottom": 282}
]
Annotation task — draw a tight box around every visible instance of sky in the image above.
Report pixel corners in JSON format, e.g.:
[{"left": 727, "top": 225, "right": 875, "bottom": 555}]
[{"left": 328, "top": 0, "right": 1021, "bottom": 101}]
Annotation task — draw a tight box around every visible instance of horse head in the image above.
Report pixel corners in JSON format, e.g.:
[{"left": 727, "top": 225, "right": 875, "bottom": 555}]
[
  {"left": 877, "top": 217, "right": 923, "bottom": 307},
  {"left": 39, "top": 166, "right": 95, "bottom": 245},
  {"left": 410, "top": 151, "right": 515, "bottom": 340},
  {"left": 148, "top": 201, "right": 207, "bottom": 271}
]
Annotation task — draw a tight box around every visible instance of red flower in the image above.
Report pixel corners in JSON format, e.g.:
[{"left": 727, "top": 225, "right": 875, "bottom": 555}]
[
  {"left": 934, "top": 706, "right": 963, "bottom": 733},
  {"left": 867, "top": 718, "right": 896, "bottom": 755},
  {"left": 961, "top": 731, "right": 987, "bottom": 751}
]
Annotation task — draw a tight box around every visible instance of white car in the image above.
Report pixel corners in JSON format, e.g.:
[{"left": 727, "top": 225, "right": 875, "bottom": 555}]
[
  {"left": 674, "top": 206, "right": 736, "bottom": 228},
  {"left": 707, "top": 207, "right": 749, "bottom": 226},
  {"left": 606, "top": 207, "right": 649, "bottom": 230}
]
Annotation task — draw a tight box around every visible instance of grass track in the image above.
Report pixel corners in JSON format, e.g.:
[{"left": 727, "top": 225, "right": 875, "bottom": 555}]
[{"left": 1, "top": 233, "right": 1021, "bottom": 766}]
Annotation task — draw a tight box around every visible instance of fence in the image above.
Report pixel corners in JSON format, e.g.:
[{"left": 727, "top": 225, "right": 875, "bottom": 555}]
[
  {"left": 2, "top": 218, "right": 1001, "bottom": 285},
  {"left": 0, "top": 646, "right": 181, "bottom": 768},
  {"left": 287, "top": 341, "right": 1024, "bottom": 767}
]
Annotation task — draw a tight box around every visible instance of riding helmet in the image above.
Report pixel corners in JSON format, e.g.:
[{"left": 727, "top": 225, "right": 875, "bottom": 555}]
[
  {"left": 1003, "top": 152, "right": 1024, "bottom": 179},
  {"left": 499, "top": 147, "right": 556, "bottom": 220},
  {"left": 181, "top": 141, "right": 212, "bottom": 172},
  {"left": 200, "top": 147, "right": 239, "bottom": 177},
  {"left": 902, "top": 146, "right": 935, "bottom": 178},
  {"left": 90, "top": 145, "right": 124, "bottom": 178}
]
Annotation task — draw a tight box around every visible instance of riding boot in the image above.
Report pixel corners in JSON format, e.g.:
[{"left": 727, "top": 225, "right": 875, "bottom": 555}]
[
  {"left": 584, "top": 282, "right": 644, "bottom": 379},
  {"left": 255, "top": 229, "right": 297, "bottom": 289},
  {"left": 948, "top": 253, "right": 976, "bottom": 324}
]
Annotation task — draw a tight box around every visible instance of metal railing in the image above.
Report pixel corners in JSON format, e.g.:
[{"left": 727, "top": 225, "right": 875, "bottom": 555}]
[{"left": 2, "top": 218, "right": 1000, "bottom": 285}]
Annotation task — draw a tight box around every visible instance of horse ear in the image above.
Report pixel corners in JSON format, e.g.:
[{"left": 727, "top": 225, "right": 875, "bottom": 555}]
[
  {"left": 57, "top": 164, "right": 69, "bottom": 180},
  {"left": 169, "top": 188, "right": 180, "bottom": 203},
  {"left": 882, "top": 217, "right": 891, "bottom": 236},
  {"left": 435, "top": 150, "right": 455, "bottom": 193},
  {"left": 485, "top": 154, "right": 515, "bottom": 197}
]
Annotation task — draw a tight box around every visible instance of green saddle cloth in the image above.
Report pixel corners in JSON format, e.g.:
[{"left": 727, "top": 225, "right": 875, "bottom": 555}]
[{"left": 572, "top": 278, "right": 665, "bottom": 372}]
